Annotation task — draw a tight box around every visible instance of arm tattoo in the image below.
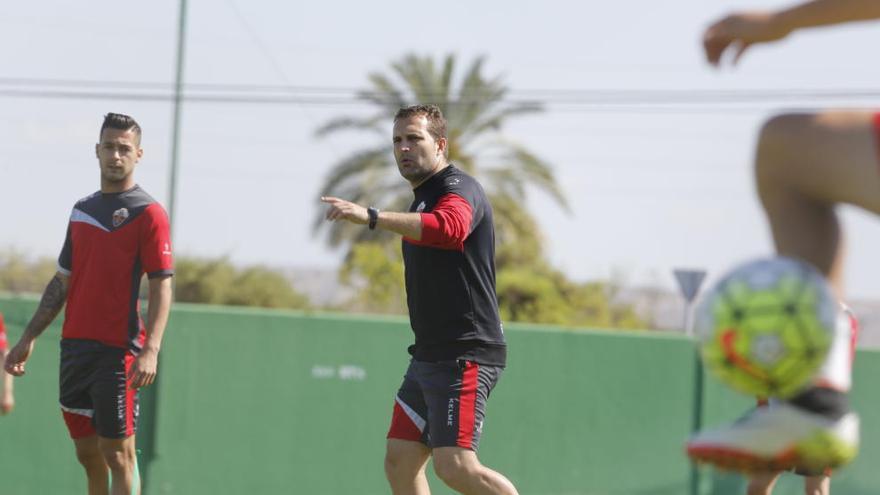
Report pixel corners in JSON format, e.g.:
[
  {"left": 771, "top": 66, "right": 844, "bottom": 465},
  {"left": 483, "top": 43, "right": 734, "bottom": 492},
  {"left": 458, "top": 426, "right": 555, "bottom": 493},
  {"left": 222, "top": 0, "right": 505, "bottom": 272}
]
[{"left": 23, "top": 275, "right": 68, "bottom": 340}]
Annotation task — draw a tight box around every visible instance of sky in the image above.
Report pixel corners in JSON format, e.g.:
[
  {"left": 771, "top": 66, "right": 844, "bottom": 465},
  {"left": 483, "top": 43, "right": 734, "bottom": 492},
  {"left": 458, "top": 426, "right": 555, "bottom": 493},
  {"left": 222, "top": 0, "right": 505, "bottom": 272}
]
[{"left": 2, "top": 0, "right": 880, "bottom": 300}]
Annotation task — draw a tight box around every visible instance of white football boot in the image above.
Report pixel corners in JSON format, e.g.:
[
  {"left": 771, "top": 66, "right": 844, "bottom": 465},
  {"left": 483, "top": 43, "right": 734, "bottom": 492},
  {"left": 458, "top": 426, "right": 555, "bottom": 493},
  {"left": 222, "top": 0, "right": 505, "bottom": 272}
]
[
  {"left": 687, "top": 307, "right": 860, "bottom": 473},
  {"left": 687, "top": 401, "right": 859, "bottom": 473}
]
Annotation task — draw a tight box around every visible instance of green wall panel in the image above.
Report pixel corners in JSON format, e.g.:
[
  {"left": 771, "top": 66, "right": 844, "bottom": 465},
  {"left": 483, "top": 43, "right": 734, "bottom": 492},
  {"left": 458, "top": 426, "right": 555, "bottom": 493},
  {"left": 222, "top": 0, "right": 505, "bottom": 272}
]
[
  {"left": 0, "top": 298, "right": 85, "bottom": 494},
  {"left": 1, "top": 296, "right": 878, "bottom": 495}
]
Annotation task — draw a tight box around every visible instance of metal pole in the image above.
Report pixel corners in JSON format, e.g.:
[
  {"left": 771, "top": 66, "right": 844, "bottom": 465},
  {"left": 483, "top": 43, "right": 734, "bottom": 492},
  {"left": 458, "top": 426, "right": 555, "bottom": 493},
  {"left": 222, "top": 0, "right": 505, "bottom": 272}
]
[
  {"left": 685, "top": 298, "right": 702, "bottom": 495},
  {"left": 141, "top": 2, "right": 187, "bottom": 492},
  {"left": 683, "top": 301, "right": 693, "bottom": 337},
  {"left": 673, "top": 269, "right": 707, "bottom": 495},
  {"left": 167, "top": 0, "right": 187, "bottom": 252},
  {"left": 690, "top": 346, "right": 705, "bottom": 495}
]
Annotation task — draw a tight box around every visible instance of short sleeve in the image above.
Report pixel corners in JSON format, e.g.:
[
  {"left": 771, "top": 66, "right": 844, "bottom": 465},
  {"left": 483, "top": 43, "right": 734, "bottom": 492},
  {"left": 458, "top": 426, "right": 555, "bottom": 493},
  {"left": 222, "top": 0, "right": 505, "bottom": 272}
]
[
  {"left": 57, "top": 222, "right": 73, "bottom": 276},
  {"left": 140, "top": 203, "right": 174, "bottom": 278}
]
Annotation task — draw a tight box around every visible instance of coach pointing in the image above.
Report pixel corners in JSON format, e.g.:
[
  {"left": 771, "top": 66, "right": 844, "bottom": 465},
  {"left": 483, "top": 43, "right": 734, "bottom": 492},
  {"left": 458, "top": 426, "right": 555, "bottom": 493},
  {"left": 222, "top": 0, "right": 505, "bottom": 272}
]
[{"left": 322, "top": 104, "right": 517, "bottom": 495}]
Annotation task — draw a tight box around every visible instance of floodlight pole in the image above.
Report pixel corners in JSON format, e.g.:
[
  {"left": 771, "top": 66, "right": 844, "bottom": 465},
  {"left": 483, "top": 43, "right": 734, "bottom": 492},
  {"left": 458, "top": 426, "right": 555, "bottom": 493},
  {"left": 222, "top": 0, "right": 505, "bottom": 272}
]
[
  {"left": 142, "top": 1, "right": 187, "bottom": 492},
  {"left": 167, "top": 0, "right": 188, "bottom": 257}
]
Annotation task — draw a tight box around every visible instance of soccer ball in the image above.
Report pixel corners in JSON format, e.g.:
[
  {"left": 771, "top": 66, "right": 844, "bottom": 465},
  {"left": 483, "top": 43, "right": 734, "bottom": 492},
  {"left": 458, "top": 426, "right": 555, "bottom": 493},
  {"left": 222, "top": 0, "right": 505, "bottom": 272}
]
[{"left": 695, "top": 256, "right": 837, "bottom": 398}]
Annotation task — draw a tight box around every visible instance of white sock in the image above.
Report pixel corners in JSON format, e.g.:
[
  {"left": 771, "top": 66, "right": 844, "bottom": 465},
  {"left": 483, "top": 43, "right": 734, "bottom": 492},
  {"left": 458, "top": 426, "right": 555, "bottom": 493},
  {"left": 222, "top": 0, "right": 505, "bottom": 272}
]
[{"left": 812, "top": 304, "right": 858, "bottom": 391}]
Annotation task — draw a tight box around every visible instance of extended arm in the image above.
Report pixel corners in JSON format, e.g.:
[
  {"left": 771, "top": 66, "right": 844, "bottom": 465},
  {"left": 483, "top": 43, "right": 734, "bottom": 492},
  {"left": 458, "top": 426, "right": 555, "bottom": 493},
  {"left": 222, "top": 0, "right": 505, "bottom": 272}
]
[
  {"left": 775, "top": 0, "right": 880, "bottom": 30},
  {"left": 704, "top": 0, "right": 880, "bottom": 65},
  {"left": 128, "top": 275, "right": 173, "bottom": 389},
  {"left": 4, "top": 272, "right": 69, "bottom": 376},
  {"left": 321, "top": 195, "right": 473, "bottom": 248},
  {"left": 321, "top": 196, "right": 424, "bottom": 240}
]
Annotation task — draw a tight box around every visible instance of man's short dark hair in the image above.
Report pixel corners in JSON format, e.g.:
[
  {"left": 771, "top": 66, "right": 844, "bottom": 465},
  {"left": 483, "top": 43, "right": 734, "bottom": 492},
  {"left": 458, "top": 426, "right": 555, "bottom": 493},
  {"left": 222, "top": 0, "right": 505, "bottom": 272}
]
[
  {"left": 394, "top": 104, "right": 447, "bottom": 141},
  {"left": 100, "top": 113, "right": 142, "bottom": 144}
]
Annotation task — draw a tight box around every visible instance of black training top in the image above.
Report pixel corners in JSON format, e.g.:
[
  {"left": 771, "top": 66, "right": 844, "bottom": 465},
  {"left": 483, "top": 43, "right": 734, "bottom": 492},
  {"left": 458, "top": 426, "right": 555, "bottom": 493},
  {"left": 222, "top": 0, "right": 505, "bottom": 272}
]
[{"left": 402, "top": 165, "right": 507, "bottom": 367}]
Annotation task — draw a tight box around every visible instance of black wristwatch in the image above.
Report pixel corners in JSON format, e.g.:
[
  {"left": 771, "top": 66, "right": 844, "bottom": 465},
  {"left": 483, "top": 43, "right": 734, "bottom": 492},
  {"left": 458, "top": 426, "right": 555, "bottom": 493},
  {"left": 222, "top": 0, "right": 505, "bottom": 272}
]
[{"left": 367, "top": 207, "right": 379, "bottom": 230}]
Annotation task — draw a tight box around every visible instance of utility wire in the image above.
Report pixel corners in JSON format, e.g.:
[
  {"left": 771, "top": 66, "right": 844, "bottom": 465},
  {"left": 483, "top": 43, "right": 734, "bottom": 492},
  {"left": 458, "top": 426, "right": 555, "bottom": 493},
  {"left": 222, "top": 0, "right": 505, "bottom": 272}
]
[
  {"left": 2, "top": 77, "right": 880, "bottom": 110},
  {"left": 4, "top": 76, "right": 880, "bottom": 99}
]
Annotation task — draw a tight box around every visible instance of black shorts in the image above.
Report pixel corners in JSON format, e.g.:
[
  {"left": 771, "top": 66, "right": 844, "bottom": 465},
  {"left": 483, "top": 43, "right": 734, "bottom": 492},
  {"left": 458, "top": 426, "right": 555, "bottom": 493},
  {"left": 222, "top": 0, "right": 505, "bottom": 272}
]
[
  {"left": 59, "top": 339, "right": 138, "bottom": 439},
  {"left": 387, "top": 359, "right": 502, "bottom": 451}
]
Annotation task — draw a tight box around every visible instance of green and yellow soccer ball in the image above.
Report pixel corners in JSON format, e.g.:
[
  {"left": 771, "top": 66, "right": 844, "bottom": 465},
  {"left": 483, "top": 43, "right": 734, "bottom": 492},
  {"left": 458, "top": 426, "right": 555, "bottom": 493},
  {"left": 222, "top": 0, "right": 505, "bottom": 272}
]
[{"left": 695, "top": 256, "right": 837, "bottom": 398}]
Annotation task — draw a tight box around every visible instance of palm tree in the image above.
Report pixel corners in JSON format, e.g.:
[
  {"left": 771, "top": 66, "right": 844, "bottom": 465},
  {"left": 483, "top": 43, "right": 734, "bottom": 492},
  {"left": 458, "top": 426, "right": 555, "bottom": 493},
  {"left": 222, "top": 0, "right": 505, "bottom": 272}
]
[{"left": 314, "top": 53, "right": 569, "bottom": 266}]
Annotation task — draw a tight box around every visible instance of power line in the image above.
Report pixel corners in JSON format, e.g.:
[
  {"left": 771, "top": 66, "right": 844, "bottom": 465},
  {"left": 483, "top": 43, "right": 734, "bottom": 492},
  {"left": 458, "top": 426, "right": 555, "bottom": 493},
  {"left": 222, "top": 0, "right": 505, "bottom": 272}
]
[
  {"left": 0, "top": 88, "right": 367, "bottom": 105},
  {"left": 2, "top": 77, "right": 880, "bottom": 110},
  {"left": 0, "top": 77, "right": 352, "bottom": 92},
  {"left": 4, "top": 76, "right": 880, "bottom": 99},
  {"left": 4, "top": 76, "right": 880, "bottom": 98}
]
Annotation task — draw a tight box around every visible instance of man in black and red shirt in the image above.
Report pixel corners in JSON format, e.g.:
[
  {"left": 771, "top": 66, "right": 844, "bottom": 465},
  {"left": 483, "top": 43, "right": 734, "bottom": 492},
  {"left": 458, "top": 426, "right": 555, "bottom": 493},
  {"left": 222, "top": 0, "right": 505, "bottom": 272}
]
[
  {"left": 322, "top": 105, "right": 518, "bottom": 495},
  {"left": 5, "top": 113, "right": 173, "bottom": 495}
]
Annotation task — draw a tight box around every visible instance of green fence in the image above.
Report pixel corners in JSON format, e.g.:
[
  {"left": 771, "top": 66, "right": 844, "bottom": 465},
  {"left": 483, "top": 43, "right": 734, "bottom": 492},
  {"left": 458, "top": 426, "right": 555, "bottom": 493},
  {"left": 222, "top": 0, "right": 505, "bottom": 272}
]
[{"left": 1, "top": 296, "right": 878, "bottom": 494}]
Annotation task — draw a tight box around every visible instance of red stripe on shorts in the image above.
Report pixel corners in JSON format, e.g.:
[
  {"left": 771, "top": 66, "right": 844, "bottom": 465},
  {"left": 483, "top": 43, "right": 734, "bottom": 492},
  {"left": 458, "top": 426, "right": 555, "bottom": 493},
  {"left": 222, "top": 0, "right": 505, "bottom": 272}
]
[
  {"left": 0, "top": 313, "right": 8, "bottom": 352},
  {"left": 387, "top": 401, "right": 423, "bottom": 442},
  {"left": 457, "top": 362, "right": 479, "bottom": 449},
  {"left": 63, "top": 410, "right": 96, "bottom": 439},
  {"left": 125, "top": 353, "right": 136, "bottom": 437}
]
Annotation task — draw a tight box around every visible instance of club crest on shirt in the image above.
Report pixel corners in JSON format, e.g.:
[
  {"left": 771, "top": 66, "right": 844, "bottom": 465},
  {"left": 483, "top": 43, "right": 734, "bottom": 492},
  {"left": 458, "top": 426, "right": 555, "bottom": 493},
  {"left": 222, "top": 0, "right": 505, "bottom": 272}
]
[
  {"left": 112, "top": 208, "right": 129, "bottom": 227},
  {"left": 416, "top": 201, "right": 426, "bottom": 213}
]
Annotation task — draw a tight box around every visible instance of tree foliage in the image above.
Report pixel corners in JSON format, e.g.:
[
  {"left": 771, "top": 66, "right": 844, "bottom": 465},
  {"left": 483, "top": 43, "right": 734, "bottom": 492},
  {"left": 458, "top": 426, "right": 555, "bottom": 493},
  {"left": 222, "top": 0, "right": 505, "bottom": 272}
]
[
  {"left": 337, "top": 242, "right": 406, "bottom": 314},
  {"left": 0, "top": 249, "right": 58, "bottom": 294},
  {"left": 0, "top": 252, "right": 310, "bottom": 311},
  {"left": 0, "top": 249, "right": 644, "bottom": 329},
  {"left": 174, "top": 257, "right": 310, "bottom": 310},
  {"left": 496, "top": 264, "right": 644, "bottom": 329},
  {"left": 338, "top": 246, "right": 645, "bottom": 330},
  {"left": 313, "top": 53, "right": 568, "bottom": 264}
]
